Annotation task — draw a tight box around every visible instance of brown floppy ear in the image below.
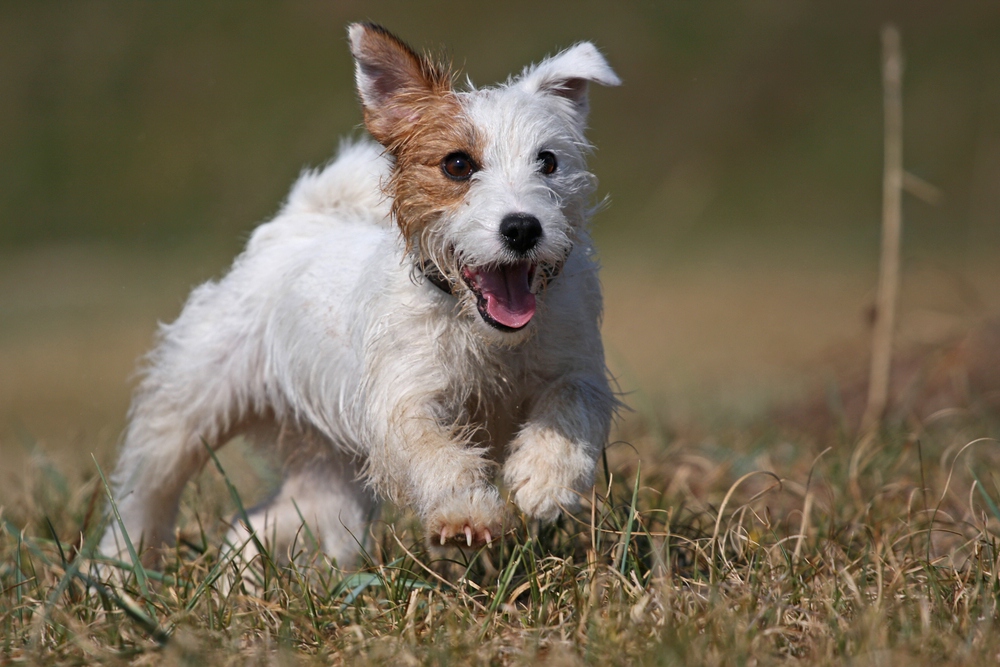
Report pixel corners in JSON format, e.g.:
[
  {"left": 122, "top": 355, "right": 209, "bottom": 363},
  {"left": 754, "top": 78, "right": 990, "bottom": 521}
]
[{"left": 347, "top": 23, "right": 452, "bottom": 147}]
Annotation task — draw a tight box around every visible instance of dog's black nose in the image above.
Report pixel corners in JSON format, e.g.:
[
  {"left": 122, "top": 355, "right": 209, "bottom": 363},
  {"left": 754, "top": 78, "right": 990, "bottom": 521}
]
[{"left": 499, "top": 213, "right": 543, "bottom": 255}]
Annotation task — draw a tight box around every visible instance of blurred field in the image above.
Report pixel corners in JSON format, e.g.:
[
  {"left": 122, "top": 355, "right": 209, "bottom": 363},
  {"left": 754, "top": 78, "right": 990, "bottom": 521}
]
[
  {"left": 2, "top": 0, "right": 999, "bottom": 475},
  {"left": 2, "top": 3, "right": 1000, "bottom": 664},
  {"left": 3, "top": 244, "right": 1000, "bottom": 483}
]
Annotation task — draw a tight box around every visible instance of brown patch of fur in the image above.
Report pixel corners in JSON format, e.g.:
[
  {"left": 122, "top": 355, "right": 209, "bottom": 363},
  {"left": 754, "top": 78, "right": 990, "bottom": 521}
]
[
  {"left": 352, "top": 24, "right": 482, "bottom": 248},
  {"left": 386, "top": 95, "right": 481, "bottom": 246}
]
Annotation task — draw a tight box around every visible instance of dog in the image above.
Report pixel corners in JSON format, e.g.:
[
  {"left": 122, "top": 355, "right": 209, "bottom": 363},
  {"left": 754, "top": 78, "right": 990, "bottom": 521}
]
[{"left": 98, "top": 23, "right": 620, "bottom": 568}]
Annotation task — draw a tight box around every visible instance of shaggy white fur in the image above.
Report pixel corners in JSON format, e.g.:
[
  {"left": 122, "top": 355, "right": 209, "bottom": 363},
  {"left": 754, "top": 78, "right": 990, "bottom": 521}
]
[{"left": 99, "top": 24, "right": 620, "bottom": 568}]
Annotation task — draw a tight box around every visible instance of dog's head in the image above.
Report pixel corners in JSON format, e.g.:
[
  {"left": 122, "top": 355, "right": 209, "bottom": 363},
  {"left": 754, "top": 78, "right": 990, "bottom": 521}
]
[{"left": 348, "top": 23, "right": 619, "bottom": 342}]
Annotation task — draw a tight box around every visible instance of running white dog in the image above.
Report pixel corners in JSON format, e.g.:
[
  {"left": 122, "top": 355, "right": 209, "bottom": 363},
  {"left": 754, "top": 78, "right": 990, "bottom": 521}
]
[{"left": 99, "top": 23, "right": 620, "bottom": 567}]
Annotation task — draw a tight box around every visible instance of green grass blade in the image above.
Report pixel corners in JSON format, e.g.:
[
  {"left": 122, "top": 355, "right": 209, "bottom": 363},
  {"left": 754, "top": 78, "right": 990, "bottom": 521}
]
[
  {"left": 620, "top": 461, "right": 641, "bottom": 578},
  {"left": 201, "top": 440, "right": 277, "bottom": 589},
  {"left": 480, "top": 542, "right": 524, "bottom": 640},
  {"left": 14, "top": 529, "right": 24, "bottom": 625},
  {"left": 291, "top": 498, "right": 321, "bottom": 553},
  {"left": 73, "top": 569, "right": 169, "bottom": 645},
  {"left": 183, "top": 537, "right": 248, "bottom": 614},
  {"left": 5, "top": 518, "right": 168, "bottom": 644},
  {"left": 92, "top": 456, "right": 157, "bottom": 618},
  {"left": 970, "top": 466, "right": 1000, "bottom": 525},
  {"left": 88, "top": 555, "right": 176, "bottom": 585},
  {"left": 333, "top": 572, "right": 382, "bottom": 610}
]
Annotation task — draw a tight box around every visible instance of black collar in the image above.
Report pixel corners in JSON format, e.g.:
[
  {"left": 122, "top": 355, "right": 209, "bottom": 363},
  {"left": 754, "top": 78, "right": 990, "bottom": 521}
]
[{"left": 419, "top": 260, "right": 455, "bottom": 295}]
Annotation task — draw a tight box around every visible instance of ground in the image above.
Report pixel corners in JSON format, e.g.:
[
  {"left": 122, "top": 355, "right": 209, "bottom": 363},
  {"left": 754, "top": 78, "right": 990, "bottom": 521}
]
[{"left": 3, "top": 245, "right": 1000, "bottom": 665}]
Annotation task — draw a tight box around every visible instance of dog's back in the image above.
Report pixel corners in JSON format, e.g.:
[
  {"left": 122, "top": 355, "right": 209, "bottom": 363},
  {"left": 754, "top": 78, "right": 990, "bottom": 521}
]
[{"left": 280, "top": 140, "right": 391, "bottom": 223}]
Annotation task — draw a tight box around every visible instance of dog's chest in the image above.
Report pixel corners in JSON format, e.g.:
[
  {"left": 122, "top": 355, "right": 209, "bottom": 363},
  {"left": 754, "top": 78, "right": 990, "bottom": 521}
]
[
  {"left": 431, "top": 335, "right": 529, "bottom": 448},
  {"left": 463, "top": 378, "right": 527, "bottom": 459}
]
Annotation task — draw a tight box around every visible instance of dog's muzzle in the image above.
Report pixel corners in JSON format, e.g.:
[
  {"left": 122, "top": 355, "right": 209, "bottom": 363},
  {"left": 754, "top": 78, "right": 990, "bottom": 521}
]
[
  {"left": 419, "top": 251, "right": 569, "bottom": 333},
  {"left": 461, "top": 262, "right": 536, "bottom": 331}
]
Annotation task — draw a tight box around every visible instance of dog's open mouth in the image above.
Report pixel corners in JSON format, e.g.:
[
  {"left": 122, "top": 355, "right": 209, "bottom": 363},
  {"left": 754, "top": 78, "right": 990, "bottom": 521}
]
[{"left": 461, "top": 262, "right": 537, "bottom": 332}]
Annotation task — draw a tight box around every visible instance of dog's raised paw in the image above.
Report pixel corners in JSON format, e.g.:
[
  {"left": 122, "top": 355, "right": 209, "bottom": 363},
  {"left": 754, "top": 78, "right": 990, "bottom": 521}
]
[
  {"left": 424, "top": 485, "right": 506, "bottom": 549},
  {"left": 504, "top": 435, "right": 594, "bottom": 523},
  {"left": 509, "top": 474, "right": 586, "bottom": 523}
]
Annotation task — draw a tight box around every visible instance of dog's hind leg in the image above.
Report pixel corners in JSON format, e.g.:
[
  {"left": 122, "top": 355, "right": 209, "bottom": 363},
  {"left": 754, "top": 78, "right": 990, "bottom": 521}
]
[
  {"left": 223, "top": 434, "right": 376, "bottom": 573},
  {"left": 98, "top": 395, "right": 229, "bottom": 568},
  {"left": 98, "top": 281, "right": 266, "bottom": 568}
]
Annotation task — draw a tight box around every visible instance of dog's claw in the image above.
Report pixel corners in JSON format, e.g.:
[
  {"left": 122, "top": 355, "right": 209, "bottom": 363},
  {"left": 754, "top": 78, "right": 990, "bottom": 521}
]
[{"left": 433, "top": 525, "right": 497, "bottom": 548}]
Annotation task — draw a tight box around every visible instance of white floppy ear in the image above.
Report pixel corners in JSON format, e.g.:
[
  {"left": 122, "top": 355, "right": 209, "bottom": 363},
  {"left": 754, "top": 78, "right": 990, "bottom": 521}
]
[{"left": 515, "top": 42, "right": 621, "bottom": 118}]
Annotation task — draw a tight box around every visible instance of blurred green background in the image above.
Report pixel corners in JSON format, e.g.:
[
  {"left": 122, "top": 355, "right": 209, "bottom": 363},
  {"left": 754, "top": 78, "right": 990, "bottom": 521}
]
[{"left": 2, "top": 2, "right": 999, "bottom": 485}]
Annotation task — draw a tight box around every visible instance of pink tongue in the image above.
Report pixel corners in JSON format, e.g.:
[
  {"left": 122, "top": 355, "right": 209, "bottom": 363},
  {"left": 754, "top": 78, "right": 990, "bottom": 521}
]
[{"left": 477, "top": 263, "right": 536, "bottom": 329}]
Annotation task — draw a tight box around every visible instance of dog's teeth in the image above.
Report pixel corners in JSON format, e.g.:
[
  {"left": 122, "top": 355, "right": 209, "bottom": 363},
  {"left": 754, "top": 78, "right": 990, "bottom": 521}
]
[
  {"left": 464, "top": 526, "right": 473, "bottom": 547},
  {"left": 440, "top": 527, "right": 448, "bottom": 546},
  {"left": 483, "top": 529, "right": 492, "bottom": 545}
]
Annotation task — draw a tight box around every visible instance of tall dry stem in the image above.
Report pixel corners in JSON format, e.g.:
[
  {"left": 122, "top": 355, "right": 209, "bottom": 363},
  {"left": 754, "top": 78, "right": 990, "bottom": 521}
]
[{"left": 862, "top": 24, "right": 904, "bottom": 435}]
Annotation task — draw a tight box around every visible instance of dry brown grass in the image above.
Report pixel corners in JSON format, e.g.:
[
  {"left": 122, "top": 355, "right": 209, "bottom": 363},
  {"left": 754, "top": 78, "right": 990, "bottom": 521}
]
[
  {"left": 4, "top": 245, "right": 1000, "bottom": 665},
  {"left": 4, "top": 373, "right": 1000, "bottom": 665}
]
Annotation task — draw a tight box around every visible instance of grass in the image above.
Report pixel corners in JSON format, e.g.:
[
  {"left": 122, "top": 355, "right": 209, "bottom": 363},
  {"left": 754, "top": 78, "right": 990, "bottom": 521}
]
[{"left": 3, "top": 394, "right": 1000, "bottom": 665}]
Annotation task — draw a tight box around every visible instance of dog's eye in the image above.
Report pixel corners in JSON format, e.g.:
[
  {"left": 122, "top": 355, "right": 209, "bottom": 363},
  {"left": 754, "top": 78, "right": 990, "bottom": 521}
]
[
  {"left": 441, "top": 152, "right": 475, "bottom": 180},
  {"left": 538, "top": 151, "right": 558, "bottom": 175}
]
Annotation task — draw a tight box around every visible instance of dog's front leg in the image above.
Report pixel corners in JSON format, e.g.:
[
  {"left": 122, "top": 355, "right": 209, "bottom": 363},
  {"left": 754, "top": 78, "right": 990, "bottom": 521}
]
[
  {"left": 503, "top": 374, "right": 614, "bottom": 522},
  {"left": 364, "top": 397, "right": 506, "bottom": 548}
]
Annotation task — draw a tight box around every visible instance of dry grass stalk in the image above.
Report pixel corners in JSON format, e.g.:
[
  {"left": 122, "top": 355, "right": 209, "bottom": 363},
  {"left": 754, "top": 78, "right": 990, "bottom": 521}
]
[{"left": 862, "top": 24, "right": 905, "bottom": 435}]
